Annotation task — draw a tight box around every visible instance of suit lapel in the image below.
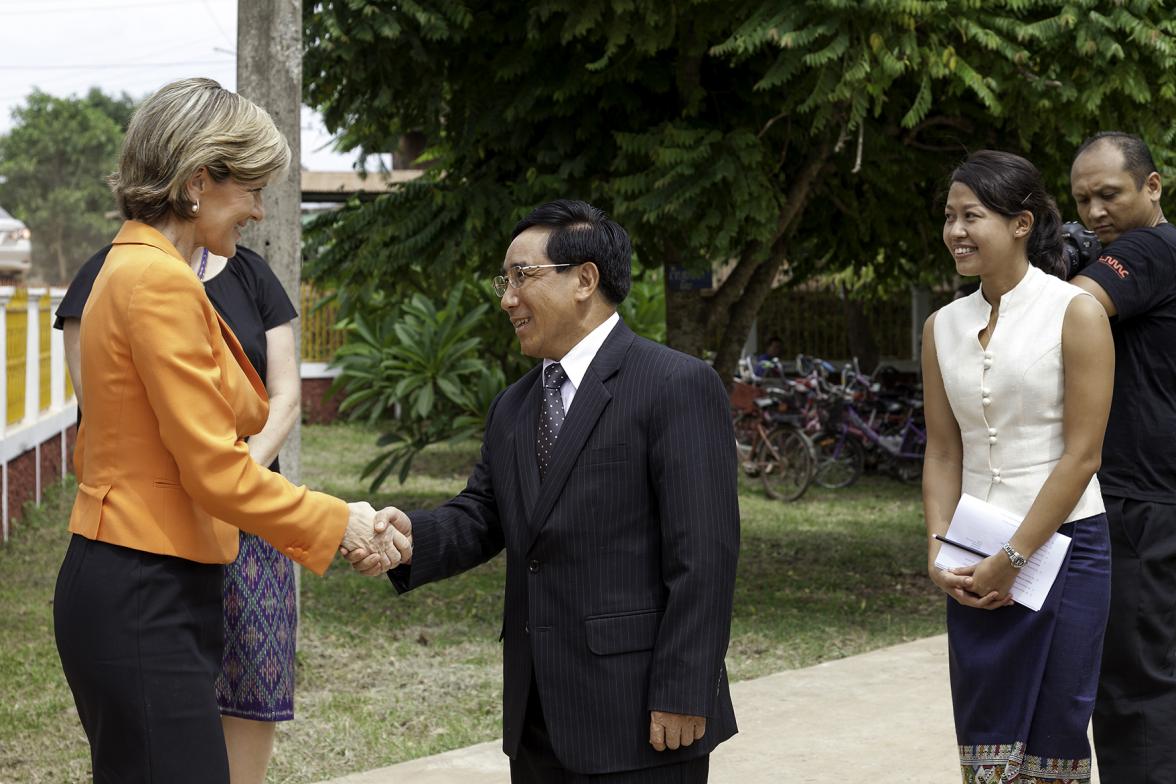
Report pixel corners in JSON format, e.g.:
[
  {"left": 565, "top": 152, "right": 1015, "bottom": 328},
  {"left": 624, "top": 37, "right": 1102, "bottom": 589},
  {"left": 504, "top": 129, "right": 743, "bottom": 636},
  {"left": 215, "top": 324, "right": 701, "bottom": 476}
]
[
  {"left": 513, "top": 369, "right": 542, "bottom": 523},
  {"left": 524, "top": 321, "right": 635, "bottom": 548}
]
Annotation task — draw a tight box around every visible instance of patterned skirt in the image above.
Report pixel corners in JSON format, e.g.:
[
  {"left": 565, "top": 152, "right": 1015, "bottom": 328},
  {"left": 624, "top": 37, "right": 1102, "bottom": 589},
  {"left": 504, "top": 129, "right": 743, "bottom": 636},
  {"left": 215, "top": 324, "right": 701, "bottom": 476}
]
[
  {"left": 948, "top": 514, "right": 1110, "bottom": 783},
  {"left": 215, "top": 531, "right": 297, "bottom": 721}
]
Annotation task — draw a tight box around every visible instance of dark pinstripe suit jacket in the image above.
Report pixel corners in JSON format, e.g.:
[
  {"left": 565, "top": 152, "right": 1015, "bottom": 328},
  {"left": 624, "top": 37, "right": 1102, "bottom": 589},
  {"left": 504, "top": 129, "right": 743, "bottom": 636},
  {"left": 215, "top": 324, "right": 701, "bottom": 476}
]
[{"left": 390, "top": 319, "right": 740, "bottom": 774}]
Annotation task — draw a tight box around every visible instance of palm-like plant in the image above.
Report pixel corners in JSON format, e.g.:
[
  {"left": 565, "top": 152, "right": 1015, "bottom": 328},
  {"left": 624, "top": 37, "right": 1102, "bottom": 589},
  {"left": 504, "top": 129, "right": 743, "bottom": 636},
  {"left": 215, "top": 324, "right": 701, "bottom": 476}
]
[{"left": 331, "top": 283, "right": 504, "bottom": 488}]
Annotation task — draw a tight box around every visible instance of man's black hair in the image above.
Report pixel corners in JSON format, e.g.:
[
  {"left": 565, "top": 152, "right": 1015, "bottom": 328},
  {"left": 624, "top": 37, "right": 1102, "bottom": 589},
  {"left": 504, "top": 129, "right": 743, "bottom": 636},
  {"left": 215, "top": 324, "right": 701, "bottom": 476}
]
[
  {"left": 1074, "top": 131, "right": 1160, "bottom": 189},
  {"left": 511, "top": 199, "right": 632, "bottom": 305}
]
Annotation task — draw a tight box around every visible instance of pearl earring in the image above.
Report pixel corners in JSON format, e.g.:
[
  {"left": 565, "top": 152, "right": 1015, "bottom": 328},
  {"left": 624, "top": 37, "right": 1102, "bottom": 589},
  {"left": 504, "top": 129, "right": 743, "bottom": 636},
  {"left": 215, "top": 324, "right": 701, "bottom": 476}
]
[{"left": 191, "top": 202, "right": 199, "bottom": 214}]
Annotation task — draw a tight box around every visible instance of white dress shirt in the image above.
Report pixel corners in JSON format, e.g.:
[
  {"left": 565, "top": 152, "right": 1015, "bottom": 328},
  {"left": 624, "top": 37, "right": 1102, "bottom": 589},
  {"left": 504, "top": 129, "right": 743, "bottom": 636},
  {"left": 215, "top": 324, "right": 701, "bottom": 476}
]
[{"left": 543, "top": 311, "right": 620, "bottom": 413}]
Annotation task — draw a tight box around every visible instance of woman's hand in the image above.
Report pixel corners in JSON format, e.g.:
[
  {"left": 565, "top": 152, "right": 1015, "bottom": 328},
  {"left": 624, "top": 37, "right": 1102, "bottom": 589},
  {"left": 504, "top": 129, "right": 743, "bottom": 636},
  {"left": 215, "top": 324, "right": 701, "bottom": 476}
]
[{"left": 929, "top": 558, "right": 1014, "bottom": 610}]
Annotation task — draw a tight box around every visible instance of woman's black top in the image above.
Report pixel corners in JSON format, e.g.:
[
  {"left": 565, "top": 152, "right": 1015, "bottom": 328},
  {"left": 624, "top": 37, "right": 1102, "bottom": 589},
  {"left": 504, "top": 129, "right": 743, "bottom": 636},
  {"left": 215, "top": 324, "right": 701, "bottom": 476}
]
[{"left": 54, "top": 244, "right": 298, "bottom": 470}]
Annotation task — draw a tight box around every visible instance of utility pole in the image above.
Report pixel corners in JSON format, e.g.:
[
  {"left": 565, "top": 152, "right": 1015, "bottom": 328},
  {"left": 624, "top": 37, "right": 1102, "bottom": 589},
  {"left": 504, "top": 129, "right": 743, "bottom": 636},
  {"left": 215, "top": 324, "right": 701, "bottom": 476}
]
[
  {"left": 237, "top": 0, "right": 306, "bottom": 616},
  {"left": 237, "top": 0, "right": 303, "bottom": 486}
]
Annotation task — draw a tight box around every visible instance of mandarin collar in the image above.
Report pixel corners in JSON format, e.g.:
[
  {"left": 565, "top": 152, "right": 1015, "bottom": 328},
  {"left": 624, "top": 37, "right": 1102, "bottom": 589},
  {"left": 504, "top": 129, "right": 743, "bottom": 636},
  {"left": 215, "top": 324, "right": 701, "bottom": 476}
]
[
  {"left": 967, "top": 264, "right": 1045, "bottom": 323},
  {"left": 110, "top": 220, "right": 187, "bottom": 263}
]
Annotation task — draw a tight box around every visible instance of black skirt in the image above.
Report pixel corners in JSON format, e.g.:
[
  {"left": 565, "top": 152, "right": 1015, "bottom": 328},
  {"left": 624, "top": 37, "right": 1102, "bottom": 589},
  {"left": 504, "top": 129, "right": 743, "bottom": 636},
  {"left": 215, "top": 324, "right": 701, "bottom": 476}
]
[{"left": 54, "top": 534, "right": 229, "bottom": 783}]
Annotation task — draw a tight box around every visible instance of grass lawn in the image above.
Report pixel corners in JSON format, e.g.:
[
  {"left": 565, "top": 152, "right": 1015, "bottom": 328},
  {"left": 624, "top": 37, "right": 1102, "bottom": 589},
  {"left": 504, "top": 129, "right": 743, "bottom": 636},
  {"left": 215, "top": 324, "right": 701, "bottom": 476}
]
[{"left": 0, "top": 422, "right": 943, "bottom": 783}]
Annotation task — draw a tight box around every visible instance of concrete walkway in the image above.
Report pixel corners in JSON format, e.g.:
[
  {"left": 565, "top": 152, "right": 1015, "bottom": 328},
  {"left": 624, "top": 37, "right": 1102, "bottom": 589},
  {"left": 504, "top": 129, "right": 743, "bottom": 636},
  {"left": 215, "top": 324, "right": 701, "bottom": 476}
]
[{"left": 316, "top": 634, "right": 1099, "bottom": 784}]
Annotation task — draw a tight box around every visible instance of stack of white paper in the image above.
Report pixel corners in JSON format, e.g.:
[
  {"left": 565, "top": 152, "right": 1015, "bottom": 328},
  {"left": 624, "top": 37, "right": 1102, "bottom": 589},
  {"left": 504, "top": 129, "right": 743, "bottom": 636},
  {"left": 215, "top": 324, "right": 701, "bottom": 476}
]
[{"left": 933, "top": 493, "right": 1072, "bottom": 611}]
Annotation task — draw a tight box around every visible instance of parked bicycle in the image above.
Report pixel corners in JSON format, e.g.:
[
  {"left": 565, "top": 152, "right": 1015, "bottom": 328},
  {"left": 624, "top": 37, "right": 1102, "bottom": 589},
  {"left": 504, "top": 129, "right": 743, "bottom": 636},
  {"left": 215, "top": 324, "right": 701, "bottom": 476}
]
[
  {"left": 812, "top": 390, "right": 926, "bottom": 487},
  {"left": 738, "top": 354, "right": 926, "bottom": 489},
  {"left": 731, "top": 382, "right": 815, "bottom": 502}
]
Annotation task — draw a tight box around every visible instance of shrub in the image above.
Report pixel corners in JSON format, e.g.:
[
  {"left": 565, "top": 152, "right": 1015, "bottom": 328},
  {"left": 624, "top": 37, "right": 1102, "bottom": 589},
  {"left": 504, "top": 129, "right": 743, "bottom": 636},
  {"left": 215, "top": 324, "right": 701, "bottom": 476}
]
[{"left": 331, "top": 283, "right": 504, "bottom": 488}]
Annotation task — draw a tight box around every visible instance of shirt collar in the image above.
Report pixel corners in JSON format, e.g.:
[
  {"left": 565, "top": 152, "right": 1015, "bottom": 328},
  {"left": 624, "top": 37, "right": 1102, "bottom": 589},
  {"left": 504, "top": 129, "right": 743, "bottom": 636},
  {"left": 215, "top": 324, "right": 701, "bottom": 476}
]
[
  {"left": 543, "top": 312, "right": 621, "bottom": 390},
  {"left": 969, "top": 264, "right": 1046, "bottom": 321},
  {"left": 111, "top": 220, "right": 186, "bottom": 263}
]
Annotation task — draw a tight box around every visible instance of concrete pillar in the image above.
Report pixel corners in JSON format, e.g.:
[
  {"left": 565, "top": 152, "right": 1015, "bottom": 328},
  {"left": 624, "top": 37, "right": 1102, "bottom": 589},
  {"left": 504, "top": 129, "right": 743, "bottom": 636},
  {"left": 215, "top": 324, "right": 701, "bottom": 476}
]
[
  {"left": 238, "top": 0, "right": 304, "bottom": 617},
  {"left": 49, "top": 287, "right": 66, "bottom": 410},
  {"left": 24, "top": 287, "right": 43, "bottom": 424},
  {"left": 910, "top": 285, "right": 932, "bottom": 372},
  {"left": 237, "top": 0, "right": 303, "bottom": 486},
  {"left": 0, "top": 286, "right": 12, "bottom": 441},
  {"left": 0, "top": 286, "right": 11, "bottom": 541}
]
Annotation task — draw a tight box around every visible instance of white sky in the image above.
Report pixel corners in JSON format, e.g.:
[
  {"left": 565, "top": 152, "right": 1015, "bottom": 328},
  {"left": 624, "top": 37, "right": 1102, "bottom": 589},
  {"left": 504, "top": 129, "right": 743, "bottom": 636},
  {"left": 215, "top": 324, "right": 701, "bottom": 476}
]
[{"left": 0, "top": 0, "right": 380, "bottom": 171}]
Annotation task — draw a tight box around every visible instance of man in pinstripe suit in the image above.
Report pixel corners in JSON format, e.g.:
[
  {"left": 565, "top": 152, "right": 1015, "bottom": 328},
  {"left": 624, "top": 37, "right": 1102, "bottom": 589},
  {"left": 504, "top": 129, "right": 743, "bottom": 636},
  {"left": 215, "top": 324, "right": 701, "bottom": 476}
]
[{"left": 349, "top": 199, "right": 740, "bottom": 782}]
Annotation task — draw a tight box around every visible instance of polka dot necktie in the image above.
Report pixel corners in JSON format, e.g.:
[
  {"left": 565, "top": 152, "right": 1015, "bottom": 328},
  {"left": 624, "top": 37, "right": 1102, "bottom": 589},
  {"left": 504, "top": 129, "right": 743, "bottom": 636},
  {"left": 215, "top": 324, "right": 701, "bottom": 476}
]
[{"left": 537, "top": 362, "right": 568, "bottom": 480}]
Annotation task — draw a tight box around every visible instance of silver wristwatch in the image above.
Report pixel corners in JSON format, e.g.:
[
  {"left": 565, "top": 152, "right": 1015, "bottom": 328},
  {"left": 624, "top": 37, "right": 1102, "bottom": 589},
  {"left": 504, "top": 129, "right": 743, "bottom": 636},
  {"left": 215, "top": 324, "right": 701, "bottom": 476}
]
[{"left": 1001, "top": 542, "right": 1028, "bottom": 569}]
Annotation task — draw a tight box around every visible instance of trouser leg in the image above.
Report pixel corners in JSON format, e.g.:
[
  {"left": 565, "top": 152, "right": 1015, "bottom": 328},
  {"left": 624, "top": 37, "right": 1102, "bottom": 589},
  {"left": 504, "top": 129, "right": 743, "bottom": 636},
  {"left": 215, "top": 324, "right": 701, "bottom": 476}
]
[{"left": 1093, "top": 497, "right": 1176, "bottom": 782}]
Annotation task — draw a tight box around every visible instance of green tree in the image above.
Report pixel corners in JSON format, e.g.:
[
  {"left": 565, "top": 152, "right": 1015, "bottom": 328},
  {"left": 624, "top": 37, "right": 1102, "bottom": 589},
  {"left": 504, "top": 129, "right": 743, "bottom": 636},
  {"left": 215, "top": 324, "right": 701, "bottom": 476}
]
[
  {"left": 0, "top": 89, "right": 136, "bottom": 283},
  {"left": 304, "top": 0, "right": 1176, "bottom": 383}
]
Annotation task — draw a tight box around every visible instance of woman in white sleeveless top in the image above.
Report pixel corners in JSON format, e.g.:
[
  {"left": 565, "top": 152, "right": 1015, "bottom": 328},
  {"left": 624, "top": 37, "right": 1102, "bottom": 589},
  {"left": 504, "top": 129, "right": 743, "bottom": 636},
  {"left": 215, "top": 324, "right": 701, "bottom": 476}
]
[{"left": 923, "top": 150, "right": 1114, "bottom": 783}]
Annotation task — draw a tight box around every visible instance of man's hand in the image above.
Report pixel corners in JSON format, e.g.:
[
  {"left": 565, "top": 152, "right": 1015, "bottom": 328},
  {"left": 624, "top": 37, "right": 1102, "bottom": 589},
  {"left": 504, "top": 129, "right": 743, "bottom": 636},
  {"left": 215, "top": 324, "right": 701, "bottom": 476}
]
[
  {"left": 649, "top": 711, "right": 706, "bottom": 752},
  {"left": 338, "top": 502, "right": 411, "bottom": 573},
  {"left": 339, "top": 505, "right": 413, "bottom": 576}
]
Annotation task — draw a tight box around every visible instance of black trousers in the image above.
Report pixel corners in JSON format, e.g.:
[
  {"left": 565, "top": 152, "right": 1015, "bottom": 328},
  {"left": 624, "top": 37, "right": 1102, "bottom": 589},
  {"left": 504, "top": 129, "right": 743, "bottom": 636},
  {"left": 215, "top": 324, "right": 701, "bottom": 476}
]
[
  {"left": 54, "top": 535, "right": 229, "bottom": 784},
  {"left": 1093, "top": 496, "right": 1176, "bottom": 783},
  {"left": 510, "top": 675, "right": 710, "bottom": 784}
]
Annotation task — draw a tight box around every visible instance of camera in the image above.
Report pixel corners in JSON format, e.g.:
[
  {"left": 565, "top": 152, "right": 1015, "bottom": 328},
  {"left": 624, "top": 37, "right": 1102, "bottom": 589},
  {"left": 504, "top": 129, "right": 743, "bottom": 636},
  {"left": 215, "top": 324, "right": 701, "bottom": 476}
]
[{"left": 1061, "top": 221, "right": 1102, "bottom": 280}]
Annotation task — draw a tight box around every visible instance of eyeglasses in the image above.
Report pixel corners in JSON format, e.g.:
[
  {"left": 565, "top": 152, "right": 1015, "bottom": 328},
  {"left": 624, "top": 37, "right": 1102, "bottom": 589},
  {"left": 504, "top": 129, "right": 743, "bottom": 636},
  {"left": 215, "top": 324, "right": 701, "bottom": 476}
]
[{"left": 492, "top": 264, "right": 577, "bottom": 297}]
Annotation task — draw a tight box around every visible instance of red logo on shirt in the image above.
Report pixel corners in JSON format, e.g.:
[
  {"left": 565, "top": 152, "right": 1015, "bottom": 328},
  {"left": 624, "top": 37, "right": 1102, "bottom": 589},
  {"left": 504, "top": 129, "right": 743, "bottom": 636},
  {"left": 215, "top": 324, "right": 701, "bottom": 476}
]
[{"left": 1098, "top": 254, "right": 1129, "bottom": 279}]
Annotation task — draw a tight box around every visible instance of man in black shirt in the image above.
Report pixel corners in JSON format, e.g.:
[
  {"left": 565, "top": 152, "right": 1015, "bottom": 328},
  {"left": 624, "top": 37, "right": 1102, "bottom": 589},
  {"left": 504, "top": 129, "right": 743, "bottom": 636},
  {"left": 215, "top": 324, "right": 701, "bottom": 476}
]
[{"left": 1071, "top": 131, "right": 1176, "bottom": 783}]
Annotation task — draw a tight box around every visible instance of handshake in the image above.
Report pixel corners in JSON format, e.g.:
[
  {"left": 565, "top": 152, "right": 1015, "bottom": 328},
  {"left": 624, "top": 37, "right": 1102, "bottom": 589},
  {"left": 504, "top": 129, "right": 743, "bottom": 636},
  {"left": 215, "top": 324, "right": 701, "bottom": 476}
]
[{"left": 340, "top": 502, "right": 413, "bottom": 574}]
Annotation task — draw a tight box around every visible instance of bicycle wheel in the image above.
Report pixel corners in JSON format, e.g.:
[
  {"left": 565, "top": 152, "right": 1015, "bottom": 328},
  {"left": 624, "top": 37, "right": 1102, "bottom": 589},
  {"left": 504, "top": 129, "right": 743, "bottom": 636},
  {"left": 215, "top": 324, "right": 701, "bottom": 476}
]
[
  {"left": 812, "top": 431, "right": 865, "bottom": 489},
  {"left": 892, "top": 430, "right": 926, "bottom": 484},
  {"left": 757, "top": 426, "right": 815, "bottom": 502},
  {"left": 732, "top": 410, "right": 760, "bottom": 476},
  {"left": 893, "top": 458, "right": 923, "bottom": 484}
]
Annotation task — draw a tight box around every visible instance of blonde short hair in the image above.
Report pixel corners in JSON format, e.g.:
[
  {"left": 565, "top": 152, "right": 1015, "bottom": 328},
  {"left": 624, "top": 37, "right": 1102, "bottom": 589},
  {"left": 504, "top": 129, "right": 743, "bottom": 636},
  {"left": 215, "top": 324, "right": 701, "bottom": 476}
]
[{"left": 110, "top": 77, "right": 291, "bottom": 223}]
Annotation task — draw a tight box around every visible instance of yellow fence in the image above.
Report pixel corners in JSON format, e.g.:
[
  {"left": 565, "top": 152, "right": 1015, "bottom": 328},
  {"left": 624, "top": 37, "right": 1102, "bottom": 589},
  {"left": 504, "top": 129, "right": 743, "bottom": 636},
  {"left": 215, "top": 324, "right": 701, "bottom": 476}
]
[
  {"left": 0, "top": 285, "right": 343, "bottom": 430},
  {"left": 39, "top": 291, "right": 51, "bottom": 412},
  {"left": 1, "top": 285, "right": 343, "bottom": 425},
  {"left": 300, "top": 283, "right": 345, "bottom": 362},
  {"left": 6, "top": 290, "right": 27, "bottom": 426}
]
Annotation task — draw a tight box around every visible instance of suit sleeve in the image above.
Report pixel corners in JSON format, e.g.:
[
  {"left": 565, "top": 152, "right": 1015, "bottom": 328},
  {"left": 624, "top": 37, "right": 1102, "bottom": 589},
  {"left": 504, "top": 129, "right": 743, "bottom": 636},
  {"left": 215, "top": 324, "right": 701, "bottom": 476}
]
[
  {"left": 388, "top": 392, "right": 507, "bottom": 593},
  {"left": 646, "top": 359, "right": 741, "bottom": 718},
  {"left": 125, "top": 260, "right": 348, "bottom": 575}
]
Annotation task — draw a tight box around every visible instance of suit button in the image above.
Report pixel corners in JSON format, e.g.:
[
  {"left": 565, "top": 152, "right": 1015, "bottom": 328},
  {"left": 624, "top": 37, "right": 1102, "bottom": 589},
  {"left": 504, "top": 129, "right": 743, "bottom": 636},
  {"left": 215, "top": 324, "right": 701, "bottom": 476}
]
[
  {"left": 524, "top": 622, "right": 529, "bottom": 634},
  {"left": 529, "top": 560, "right": 540, "bottom": 574}
]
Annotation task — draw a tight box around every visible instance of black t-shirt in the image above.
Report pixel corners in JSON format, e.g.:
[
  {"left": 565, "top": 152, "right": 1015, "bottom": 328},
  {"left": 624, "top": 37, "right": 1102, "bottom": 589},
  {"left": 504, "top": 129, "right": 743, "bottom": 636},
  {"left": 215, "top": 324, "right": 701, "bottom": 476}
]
[
  {"left": 55, "top": 244, "right": 298, "bottom": 470},
  {"left": 1077, "top": 222, "right": 1176, "bottom": 502}
]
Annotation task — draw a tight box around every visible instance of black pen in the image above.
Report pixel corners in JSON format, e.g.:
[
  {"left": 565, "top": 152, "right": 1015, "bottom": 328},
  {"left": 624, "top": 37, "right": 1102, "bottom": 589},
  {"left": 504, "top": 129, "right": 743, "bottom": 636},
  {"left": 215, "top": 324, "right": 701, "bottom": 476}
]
[{"left": 933, "top": 534, "right": 991, "bottom": 559}]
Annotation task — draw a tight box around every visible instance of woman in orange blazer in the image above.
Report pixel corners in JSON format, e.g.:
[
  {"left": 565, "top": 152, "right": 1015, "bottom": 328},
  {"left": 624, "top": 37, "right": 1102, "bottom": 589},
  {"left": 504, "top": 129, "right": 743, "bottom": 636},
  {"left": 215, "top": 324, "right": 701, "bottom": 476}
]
[{"left": 52, "top": 78, "right": 408, "bottom": 784}]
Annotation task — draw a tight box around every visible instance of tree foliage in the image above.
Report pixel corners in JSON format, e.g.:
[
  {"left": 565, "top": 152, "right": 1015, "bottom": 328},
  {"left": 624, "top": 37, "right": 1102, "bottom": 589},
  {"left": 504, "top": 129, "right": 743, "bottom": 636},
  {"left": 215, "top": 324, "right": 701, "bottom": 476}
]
[
  {"left": 0, "top": 89, "right": 136, "bottom": 283},
  {"left": 304, "top": 0, "right": 1176, "bottom": 382}
]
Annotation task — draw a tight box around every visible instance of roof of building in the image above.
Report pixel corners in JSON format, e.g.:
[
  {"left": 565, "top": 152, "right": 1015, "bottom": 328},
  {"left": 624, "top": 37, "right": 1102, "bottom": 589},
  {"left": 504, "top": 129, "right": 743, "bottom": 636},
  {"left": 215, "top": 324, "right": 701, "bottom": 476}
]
[{"left": 300, "top": 169, "right": 424, "bottom": 202}]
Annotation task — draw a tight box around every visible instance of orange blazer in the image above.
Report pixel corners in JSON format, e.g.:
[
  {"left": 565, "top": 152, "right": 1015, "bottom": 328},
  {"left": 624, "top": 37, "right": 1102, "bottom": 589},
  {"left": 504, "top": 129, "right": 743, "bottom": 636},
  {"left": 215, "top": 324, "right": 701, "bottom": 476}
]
[{"left": 69, "top": 221, "right": 347, "bottom": 575}]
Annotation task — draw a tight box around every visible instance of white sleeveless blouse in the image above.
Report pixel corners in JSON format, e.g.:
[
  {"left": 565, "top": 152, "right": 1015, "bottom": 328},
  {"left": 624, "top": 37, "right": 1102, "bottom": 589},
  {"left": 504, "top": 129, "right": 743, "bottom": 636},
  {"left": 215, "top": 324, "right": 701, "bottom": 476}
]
[{"left": 933, "top": 265, "right": 1104, "bottom": 522}]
